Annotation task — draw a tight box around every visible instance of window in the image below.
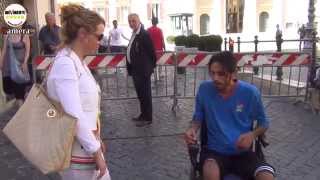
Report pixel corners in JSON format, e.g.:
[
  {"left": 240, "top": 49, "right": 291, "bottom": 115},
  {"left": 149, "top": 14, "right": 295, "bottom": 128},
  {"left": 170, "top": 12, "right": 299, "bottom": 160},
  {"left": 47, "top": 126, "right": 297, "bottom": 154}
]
[
  {"left": 286, "top": 22, "right": 293, "bottom": 29},
  {"left": 200, "top": 14, "right": 210, "bottom": 35},
  {"left": 117, "top": 6, "right": 129, "bottom": 24},
  {"left": 259, "top": 12, "right": 269, "bottom": 32},
  {"left": 226, "top": 0, "right": 244, "bottom": 33}
]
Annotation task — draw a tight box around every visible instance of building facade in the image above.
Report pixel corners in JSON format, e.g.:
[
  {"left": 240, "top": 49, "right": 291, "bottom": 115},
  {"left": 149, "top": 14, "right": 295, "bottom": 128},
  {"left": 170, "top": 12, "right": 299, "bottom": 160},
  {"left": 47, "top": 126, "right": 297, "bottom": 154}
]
[{"left": 1, "top": 0, "right": 319, "bottom": 50}]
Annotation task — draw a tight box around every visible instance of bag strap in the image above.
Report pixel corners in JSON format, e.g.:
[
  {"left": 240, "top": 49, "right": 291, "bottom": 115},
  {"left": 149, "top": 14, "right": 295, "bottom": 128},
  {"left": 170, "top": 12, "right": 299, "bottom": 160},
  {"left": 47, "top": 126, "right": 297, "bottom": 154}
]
[{"left": 40, "top": 53, "right": 81, "bottom": 90}]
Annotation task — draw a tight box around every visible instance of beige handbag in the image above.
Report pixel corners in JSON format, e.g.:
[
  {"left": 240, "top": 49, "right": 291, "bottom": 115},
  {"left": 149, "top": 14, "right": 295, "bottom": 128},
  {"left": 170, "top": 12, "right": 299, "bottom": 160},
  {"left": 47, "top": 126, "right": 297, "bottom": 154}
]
[{"left": 2, "top": 83, "right": 77, "bottom": 174}]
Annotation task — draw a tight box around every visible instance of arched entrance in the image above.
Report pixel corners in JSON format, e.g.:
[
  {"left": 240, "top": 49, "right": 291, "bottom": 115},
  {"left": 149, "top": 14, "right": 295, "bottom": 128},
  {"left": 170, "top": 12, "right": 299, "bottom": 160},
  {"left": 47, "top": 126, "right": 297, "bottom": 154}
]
[{"left": 259, "top": 12, "right": 269, "bottom": 32}]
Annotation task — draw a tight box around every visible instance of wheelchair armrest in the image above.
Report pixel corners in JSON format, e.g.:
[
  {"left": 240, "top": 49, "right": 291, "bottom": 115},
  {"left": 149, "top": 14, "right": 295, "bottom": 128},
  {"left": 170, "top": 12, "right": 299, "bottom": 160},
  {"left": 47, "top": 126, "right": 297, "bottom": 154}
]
[{"left": 187, "top": 143, "right": 199, "bottom": 168}]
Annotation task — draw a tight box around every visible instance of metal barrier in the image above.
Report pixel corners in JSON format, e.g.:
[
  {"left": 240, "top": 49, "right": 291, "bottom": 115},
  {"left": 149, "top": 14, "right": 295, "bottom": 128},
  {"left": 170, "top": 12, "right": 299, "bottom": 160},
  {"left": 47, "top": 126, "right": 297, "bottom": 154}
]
[
  {"left": 173, "top": 52, "right": 311, "bottom": 101},
  {"left": 33, "top": 51, "right": 311, "bottom": 111},
  {"left": 34, "top": 51, "right": 177, "bottom": 102}
]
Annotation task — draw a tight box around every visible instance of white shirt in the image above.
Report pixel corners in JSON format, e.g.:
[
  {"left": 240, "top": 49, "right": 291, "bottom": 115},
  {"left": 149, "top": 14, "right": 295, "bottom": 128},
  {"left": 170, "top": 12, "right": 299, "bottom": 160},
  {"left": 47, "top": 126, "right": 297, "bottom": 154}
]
[
  {"left": 126, "top": 24, "right": 141, "bottom": 64},
  {"left": 100, "top": 35, "right": 109, "bottom": 47},
  {"left": 47, "top": 48, "right": 101, "bottom": 154},
  {"left": 109, "top": 28, "right": 125, "bottom": 46}
]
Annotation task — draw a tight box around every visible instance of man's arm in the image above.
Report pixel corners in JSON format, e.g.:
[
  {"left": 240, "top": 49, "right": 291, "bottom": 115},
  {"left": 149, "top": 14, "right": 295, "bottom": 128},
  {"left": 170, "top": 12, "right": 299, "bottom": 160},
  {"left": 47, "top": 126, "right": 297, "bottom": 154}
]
[
  {"left": 161, "top": 30, "right": 166, "bottom": 50},
  {"left": 237, "top": 89, "right": 269, "bottom": 150},
  {"left": 184, "top": 87, "right": 204, "bottom": 145},
  {"left": 252, "top": 126, "right": 267, "bottom": 138},
  {"left": 121, "top": 31, "right": 129, "bottom": 41},
  {"left": 185, "top": 121, "right": 201, "bottom": 145},
  {"left": 142, "top": 32, "right": 156, "bottom": 67}
]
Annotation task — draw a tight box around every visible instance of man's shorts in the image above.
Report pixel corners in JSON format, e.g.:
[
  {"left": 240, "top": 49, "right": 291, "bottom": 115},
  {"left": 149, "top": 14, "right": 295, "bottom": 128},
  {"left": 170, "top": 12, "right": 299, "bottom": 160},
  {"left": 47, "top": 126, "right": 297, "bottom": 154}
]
[{"left": 200, "top": 149, "right": 275, "bottom": 179}]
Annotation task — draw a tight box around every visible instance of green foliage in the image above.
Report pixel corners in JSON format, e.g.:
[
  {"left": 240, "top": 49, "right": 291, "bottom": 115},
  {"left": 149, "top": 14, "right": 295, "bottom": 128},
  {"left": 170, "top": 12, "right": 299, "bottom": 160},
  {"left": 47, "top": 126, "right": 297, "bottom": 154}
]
[
  {"left": 174, "top": 34, "right": 223, "bottom": 52},
  {"left": 185, "top": 34, "right": 200, "bottom": 48},
  {"left": 174, "top": 35, "right": 187, "bottom": 46},
  {"left": 166, "top": 35, "right": 175, "bottom": 44},
  {"left": 198, "top": 35, "right": 223, "bottom": 52}
]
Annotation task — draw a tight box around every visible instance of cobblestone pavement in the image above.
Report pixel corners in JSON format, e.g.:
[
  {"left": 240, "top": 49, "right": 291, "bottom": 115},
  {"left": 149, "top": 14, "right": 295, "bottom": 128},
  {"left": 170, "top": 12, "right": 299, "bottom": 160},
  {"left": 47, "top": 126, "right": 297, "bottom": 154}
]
[{"left": 1, "top": 96, "right": 320, "bottom": 180}]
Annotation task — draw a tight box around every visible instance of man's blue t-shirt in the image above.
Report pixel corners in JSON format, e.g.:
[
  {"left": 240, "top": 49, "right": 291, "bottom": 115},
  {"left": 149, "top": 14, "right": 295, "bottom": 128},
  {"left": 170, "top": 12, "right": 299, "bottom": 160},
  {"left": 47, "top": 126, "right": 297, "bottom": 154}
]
[{"left": 193, "top": 80, "right": 269, "bottom": 155}]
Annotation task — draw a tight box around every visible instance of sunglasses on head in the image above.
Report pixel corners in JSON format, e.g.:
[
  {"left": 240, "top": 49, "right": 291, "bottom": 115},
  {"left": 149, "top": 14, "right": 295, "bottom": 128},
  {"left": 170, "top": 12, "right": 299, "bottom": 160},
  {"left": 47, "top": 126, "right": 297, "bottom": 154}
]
[{"left": 93, "top": 33, "right": 104, "bottom": 41}]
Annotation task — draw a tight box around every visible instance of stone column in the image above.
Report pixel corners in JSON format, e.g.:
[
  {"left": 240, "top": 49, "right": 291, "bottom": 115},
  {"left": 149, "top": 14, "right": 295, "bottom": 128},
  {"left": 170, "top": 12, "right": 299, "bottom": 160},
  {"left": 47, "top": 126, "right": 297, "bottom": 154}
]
[
  {"left": 211, "top": 0, "right": 222, "bottom": 34},
  {"left": 270, "top": 0, "right": 284, "bottom": 32},
  {"left": 242, "top": 0, "right": 257, "bottom": 33},
  {"left": 108, "top": 0, "right": 117, "bottom": 23}
]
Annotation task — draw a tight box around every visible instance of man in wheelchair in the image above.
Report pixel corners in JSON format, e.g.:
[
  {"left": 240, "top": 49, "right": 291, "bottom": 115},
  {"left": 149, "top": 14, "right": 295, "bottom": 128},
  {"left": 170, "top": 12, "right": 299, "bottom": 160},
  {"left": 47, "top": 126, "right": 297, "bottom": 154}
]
[{"left": 184, "top": 52, "right": 275, "bottom": 180}]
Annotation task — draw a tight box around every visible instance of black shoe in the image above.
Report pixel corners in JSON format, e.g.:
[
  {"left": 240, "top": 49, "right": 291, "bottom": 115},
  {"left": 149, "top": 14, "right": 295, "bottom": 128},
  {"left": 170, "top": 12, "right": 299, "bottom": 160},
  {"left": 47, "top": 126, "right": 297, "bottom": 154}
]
[
  {"left": 5, "top": 94, "right": 15, "bottom": 102},
  {"left": 135, "top": 120, "right": 152, "bottom": 127},
  {"left": 132, "top": 115, "right": 144, "bottom": 121}
]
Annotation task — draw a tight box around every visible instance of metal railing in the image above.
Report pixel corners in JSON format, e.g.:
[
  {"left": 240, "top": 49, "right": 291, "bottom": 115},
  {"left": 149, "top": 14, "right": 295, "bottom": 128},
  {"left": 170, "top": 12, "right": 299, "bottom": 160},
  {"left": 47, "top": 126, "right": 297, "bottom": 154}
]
[{"left": 32, "top": 49, "right": 312, "bottom": 111}]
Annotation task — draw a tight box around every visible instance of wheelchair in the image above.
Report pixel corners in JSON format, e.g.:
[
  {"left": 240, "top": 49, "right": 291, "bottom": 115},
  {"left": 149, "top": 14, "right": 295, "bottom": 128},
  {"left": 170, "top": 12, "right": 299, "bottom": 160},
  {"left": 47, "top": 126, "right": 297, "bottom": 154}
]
[{"left": 187, "top": 121, "right": 270, "bottom": 180}]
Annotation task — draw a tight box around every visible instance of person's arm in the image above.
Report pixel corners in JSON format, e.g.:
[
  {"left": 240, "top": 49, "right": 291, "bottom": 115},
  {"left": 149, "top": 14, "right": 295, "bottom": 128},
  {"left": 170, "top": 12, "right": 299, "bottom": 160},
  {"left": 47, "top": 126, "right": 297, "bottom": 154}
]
[
  {"left": 237, "top": 89, "right": 269, "bottom": 150},
  {"left": 142, "top": 32, "right": 157, "bottom": 67},
  {"left": 107, "top": 31, "right": 111, "bottom": 52},
  {"left": 54, "top": 77, "right": 107, "bottom": 177},
  {"left": 121, "top": 31, "right": 129, "bottom": 41},
  {"left": 55, "top": 79, "right": 102, "bottom": 153},
  {"left": 160, "top": 30, "right": 166, "bottom": 51},
  {"left": 22, "top": 35, "right": 30, "bottom": 73},
  {"left": 184, "top": 86, "right": 204, "bottom": 144},
  {"left": 0, "top": 35, "right": 7, "bottom": 70},
  {"left": 51, "top": 59, "right": 108, "bottom": 177}
]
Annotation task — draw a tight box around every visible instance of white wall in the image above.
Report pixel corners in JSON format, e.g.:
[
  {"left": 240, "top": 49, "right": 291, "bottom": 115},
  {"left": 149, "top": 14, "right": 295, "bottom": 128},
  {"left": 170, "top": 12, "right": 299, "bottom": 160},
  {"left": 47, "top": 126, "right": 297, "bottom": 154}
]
[{"left": 36, "top": 0, "right": 51, "bottom": 29}]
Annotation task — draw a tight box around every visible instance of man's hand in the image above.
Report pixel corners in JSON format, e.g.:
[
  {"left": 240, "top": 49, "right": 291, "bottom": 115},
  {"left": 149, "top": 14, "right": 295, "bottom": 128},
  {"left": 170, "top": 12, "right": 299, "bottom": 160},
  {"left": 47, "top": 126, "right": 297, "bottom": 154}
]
[
  {"left": 184, "top": 128, "right": 197, "bottom": 145},
  {"left": 21, "top": 62, "right": 28, "bottom": 74},
  {"left": 236, "top": 132, "right": 255, "bottom": 150},
  {"left": 93, "top": 149, "right": 107, "bottom": 179}
]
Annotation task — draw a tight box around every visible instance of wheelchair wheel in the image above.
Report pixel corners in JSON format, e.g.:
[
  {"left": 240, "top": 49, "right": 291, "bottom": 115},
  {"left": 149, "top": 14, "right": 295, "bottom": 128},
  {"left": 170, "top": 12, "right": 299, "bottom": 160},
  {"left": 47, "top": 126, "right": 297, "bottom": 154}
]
[{"left": 189, "top": 166, "right": 200, "bottom": 180}]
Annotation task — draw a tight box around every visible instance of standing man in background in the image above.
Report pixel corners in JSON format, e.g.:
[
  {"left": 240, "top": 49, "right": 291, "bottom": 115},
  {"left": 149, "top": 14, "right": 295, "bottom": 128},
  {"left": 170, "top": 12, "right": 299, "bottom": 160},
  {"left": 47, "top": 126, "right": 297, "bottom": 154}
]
[
  {"left": 39, "top": 13, "right": 60, "bottom": 55},
  {"left": 298, "top": 24, "right": 306, "bottom": 52},
  {"left": 147, "top": 17, "right": 165, "bottom": 80},
  {"left": 275, "top": 24, "right": 282, "bottom": 52},
  {"left": 108, "top": 20, "right": 129, "bottom": 53},
  {"left": 127, "top": 13, "right": 157, "bottom": 127}
]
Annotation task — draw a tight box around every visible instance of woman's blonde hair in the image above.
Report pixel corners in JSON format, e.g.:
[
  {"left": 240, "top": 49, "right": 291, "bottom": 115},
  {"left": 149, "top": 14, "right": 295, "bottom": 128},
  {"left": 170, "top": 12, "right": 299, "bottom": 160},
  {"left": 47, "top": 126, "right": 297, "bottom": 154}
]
[{"left": 60, "top": 4, "right": 105, "bottom": 45}]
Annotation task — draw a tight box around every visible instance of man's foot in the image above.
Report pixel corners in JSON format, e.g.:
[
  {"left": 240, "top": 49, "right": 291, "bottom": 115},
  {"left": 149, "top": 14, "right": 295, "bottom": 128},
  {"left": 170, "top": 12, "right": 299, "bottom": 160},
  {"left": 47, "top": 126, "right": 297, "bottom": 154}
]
[
  {"left": 15, "top": 99, "right": 24, "bottom": 107},
  {"left": 132, "top": 115, "right": 144, "bottom": 121},
  {"left": 135, "top": 120, "right": 152, "bottom": 127},
  {"left": 5, "top": 94, "right": 15, "bottom": 103}
]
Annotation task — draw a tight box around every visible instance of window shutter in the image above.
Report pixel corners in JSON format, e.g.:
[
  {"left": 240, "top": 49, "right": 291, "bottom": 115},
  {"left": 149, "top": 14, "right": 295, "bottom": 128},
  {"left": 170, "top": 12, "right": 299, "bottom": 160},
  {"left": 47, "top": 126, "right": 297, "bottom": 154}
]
[{"left": 147, "top": 3, "right": 151, "bottom": 19}]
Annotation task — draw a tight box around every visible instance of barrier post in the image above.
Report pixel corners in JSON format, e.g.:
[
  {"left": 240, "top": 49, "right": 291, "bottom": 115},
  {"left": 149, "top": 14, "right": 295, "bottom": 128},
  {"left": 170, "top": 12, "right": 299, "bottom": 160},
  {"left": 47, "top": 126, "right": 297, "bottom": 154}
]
[
  {"left": 172, "top": 52, "right": 178, "bottom": 112},
  {"left": 254, "top": 35, "right": 258, "bottom": 52},
  {"left": 305, "top": 32, "right": 318, "bottom": 102},
  {"left": 237, "top": 36, "right": 241, "bottom": 53},
  {"left": 32, "top": 58, "right": 37, "bottom": 84},
  {"left": 253, "top": 35, "right": 259, "bottom": 75},
  {"left": 224, "top": 37, "right": 227, "bottom": 51}
]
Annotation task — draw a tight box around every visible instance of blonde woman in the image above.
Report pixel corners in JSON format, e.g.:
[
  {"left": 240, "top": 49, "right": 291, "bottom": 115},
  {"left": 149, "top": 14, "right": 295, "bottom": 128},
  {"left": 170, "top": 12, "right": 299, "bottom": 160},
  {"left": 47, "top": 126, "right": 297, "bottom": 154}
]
[{"left": 46, "top": 4, "right": 110, "bottom": 180}]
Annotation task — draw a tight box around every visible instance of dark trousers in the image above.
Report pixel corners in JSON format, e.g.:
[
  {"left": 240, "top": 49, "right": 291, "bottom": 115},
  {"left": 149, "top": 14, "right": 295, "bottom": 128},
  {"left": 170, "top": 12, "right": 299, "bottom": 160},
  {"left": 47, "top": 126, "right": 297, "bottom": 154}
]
[
  {"left": 110, "top": 46, "right": 122, "bottom": 53},
  {"left": 132, "top": 75, "right": 152, "bottom": 121},
  {"left": 2, "top": 76, "right": 27, "bottom": 100}
]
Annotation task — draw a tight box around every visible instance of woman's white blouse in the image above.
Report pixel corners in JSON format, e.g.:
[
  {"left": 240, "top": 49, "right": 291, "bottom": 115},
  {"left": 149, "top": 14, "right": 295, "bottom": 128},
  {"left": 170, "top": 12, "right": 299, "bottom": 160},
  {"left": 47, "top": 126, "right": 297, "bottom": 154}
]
[{"left": 47, "top": 48, "right": 100, "bottom": 154}]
